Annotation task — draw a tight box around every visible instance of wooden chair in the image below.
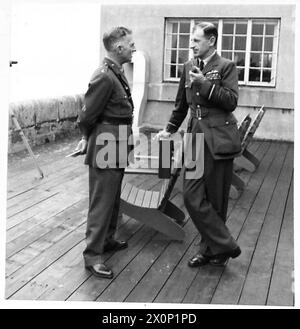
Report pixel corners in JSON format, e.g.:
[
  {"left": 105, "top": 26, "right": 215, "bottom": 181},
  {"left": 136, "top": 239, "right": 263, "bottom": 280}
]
[
  {"left": 240, "top": 105, "right": 265, "bottom": 169},
  {"left": 121, "top": 107, "right": 265, "bottom": 233},
  {"left": 231, "top": 106, "right": 266, "bottom": 193},
  {"left": 238, "top": 114, "right": 252, "bottom": 142},
  {"left": 121, "top": 140, "right": 185, "bottom": 241}
]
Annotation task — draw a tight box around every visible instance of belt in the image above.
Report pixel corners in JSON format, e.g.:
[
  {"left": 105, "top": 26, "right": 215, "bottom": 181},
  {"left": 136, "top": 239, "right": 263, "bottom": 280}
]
[{"left": 190, "top": 107, "right": 224, "bottom": 120}]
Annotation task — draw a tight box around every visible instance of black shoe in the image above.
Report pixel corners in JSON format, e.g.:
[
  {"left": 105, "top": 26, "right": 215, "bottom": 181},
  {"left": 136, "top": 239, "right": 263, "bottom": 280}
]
[
  {"left": 209, "top": 246, "right": 241, "bottom": 267},
  {"left": 188, "top": 253, "right": 211, "bottom": 267},
  {"left": 86, "top": 263, "right": 113, "bottom": 279},
  {"left": 103, "top": 239, "right": 128, "bottom": 253}
]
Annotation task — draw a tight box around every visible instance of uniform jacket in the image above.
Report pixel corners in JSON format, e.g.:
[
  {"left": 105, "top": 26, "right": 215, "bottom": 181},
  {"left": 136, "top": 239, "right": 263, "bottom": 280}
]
[
  {"left": 78, "top": 58, "right": 134, "bottom": 168},
  {"left": 166, "top": 52, "right": 242, "bottom": 160}
]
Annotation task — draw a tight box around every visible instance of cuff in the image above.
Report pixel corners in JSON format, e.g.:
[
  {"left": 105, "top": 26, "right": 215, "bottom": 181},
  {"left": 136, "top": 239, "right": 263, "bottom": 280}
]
[{"left": 166, "top": 122, "right": 178, "bottom": 134}]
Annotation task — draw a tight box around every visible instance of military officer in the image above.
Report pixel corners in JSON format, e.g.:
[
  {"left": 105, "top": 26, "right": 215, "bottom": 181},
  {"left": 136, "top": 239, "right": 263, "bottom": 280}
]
[
  {"left": 76, "top": 26, "right": 136, "bottom": 279},
  {"left": 155, "top": 22, "right": 242, "bottom": 267}
]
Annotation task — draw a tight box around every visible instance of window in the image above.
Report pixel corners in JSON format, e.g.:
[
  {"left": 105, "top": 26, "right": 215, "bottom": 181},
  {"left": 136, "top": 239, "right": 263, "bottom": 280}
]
[
  {"left": 164, "top": 20, "right": 191, "bottom": 80},
  {"left": 164, "top": 18, "right": 280, "bottom": 86}
]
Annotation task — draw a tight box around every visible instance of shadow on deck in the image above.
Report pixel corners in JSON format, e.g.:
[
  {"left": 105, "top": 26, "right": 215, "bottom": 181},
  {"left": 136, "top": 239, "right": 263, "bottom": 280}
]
[{"left": 5, "top": 137, "right": 294, "bottom": 306}]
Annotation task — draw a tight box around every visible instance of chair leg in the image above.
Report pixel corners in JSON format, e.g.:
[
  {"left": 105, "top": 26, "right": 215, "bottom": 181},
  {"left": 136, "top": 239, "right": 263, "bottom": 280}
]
[
  {"left": 243, "top": 148, "right": 260, "bottom": 169},
  {"left": 231, "top": 171, "right": 245, "bottom": 190},
  {"left": 229, "top": 185, "right": 240, "bottom": 200},
  {"left": 120, "top": 200, "right": 185, "bottom": 241},
  {"left": 160, "top": 200, "right": 186, "bottom": 224}
]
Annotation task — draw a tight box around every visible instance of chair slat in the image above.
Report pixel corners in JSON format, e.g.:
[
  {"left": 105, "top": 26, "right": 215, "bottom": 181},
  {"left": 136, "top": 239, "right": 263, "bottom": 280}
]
[
  {"left": 142, "top": 191, "right": 153, "bottom": 208},
  {"left": 134, "top": 189, "right": 146, "bottom": 206},
  {"left": 150, "top": 191, "right": 160, "bottom": 208},
  {"left": 121, "top": 183, "right": 133, "bottom": 201},
  {"left": 125, "top": 167, "right": 159, "bottom": 175},
  {"left": 127, "top": 186, "right": 139, "bottom": 204}
]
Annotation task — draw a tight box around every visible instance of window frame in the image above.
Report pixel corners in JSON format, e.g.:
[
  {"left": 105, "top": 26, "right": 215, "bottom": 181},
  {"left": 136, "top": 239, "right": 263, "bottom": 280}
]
[{"left": 163, "top": 18, "right": 280, "bottom": 87}]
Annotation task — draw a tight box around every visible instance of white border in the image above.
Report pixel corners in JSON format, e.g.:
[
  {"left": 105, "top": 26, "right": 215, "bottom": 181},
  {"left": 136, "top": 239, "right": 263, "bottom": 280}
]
[{"left": 0, "top": 0, "right": 298, "bottom": 310}]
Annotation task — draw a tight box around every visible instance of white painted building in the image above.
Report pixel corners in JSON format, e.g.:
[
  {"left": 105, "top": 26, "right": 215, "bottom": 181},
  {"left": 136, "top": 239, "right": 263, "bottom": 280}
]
[
  {"left": 100, "top": 3, "right": 295, "bottom": 141},
  {"left": 7, "top": 1, "right": 295, "bottom": 142}
]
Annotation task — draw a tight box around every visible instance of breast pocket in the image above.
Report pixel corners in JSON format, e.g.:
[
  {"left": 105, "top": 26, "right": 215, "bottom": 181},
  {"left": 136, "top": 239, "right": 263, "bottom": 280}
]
[
  {"left": 211, "top": 78, "right": 221, "bottom": 86},
  {"left": 205, "top": 71, "right": 222, "bottom": 86}
]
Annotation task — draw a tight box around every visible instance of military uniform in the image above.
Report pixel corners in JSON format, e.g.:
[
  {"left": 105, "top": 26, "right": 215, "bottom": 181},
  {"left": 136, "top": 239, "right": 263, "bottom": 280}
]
[
  {"left": 166, "top": 52, "right": 241, "bottom": 256},
  {"left": 78, "top": 57, "right": 133, "bottom": 267}
]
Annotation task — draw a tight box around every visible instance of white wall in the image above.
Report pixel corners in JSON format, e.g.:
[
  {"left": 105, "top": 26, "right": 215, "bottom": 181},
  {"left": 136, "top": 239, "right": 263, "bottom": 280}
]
[{"left": 9, "top": 0, "right": 101, "bottom": 102}]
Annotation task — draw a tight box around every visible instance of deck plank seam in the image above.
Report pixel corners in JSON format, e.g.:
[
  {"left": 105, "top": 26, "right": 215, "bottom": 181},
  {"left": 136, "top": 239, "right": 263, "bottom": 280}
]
[{"left": 236, "top": 143, "right": 290, "bottom": 305}]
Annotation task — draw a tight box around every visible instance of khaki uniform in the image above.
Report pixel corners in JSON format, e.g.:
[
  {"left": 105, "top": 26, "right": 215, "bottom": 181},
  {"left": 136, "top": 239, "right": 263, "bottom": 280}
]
[{"left": 78, "top": 58, "right": 133, "bottom": 266}]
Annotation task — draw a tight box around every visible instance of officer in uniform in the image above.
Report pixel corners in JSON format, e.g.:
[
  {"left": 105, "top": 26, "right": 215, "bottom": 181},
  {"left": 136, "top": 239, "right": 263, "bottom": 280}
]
[
  {"left": 156, "top": 22, "right": 242, "bottom": 267},
  {"left": 76, "top": 26, "right": 136, "bottom": 279}
]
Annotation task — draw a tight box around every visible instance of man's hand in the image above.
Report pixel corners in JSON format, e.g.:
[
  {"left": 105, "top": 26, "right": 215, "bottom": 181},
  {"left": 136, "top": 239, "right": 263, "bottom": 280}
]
[
  {"left": 153, "top": 129, "right": 171, "bottom": 141},
  {"left": 75, "top": 138, "right": 88, "bottom": 154},
  {"left": 189, "top": 66, "right": 205, "bottom": 83}
]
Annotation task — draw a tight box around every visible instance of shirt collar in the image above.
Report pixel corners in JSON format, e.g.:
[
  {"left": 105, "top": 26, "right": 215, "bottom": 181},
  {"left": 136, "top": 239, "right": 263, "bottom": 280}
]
[{"left": 202, "top": 50, "right": 217, "bottom": 67}]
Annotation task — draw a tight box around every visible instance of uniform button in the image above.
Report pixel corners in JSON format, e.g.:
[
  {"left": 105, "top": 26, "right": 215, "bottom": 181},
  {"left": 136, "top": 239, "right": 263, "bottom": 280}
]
[
  {"left": 225, "top": 121, "right": 229, "bottom": 125},
  {"left": 196, "top": 92, "right": 200, "bottom": 96},
  {"left": 197, "top": 105, "right": 200, "bottom": 108}
]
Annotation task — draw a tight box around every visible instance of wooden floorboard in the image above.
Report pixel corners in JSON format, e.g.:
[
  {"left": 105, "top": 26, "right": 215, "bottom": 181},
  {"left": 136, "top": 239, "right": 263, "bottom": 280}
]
[
  {"left": 6, "top": 139, "right": 294, "bottom": 306},
  {"left": 155, "top": 141, "right": 267, "bottom": 304},
  {"left": 27, "top": 176, "right": 161, "bottom": 301},
  {"left": 125, "top": 221, "right": 197, "bottom": 303},
  {"left": 124, "top": 195, "right": 191, "bottom": 303},
  {"left": 210, "top": 142, "right": 289, "bottom": 305},
  {"left": 6, "top": 174, "right": 154, "bottom": 298},
  {"left": 267, "top": 172, "right": 294, "bottom": 306},
  {"left": 183, "top": 141, "right": 278, "bottom": 304},
  {"left": 238, "top": 144, "right": 293, "bottom": 305},
  {"left": 68, "top": 180, "right": 173, "bottom": 302}
]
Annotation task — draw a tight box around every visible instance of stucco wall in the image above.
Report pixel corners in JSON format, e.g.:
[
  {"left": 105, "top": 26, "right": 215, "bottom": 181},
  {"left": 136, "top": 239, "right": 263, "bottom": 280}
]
[{"left": 100, "top": 4, "right": 295, "bottom": 141}]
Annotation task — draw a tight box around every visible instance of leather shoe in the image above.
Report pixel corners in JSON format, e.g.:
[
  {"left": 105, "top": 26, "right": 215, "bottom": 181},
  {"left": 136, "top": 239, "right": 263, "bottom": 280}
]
[
  {"left": 86, "top": 263, "right": 113, "bottom": 279},
  {"left": 103, "top": 239, "right": 128, "bottom": 253},
  {"left": 209, "top": 246, "right": 241, "bottom": 267},
  {"left": 188, "top": 253, "right": 211, "bottom": 267}
]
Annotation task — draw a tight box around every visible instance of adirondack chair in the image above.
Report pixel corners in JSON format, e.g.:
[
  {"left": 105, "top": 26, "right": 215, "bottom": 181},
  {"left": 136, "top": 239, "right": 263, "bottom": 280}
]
[
  {"left": 122, "top": 109, "right": 264, "bottom": 232},
  {"left": 240, "top": 105, "right": 265, "bottom": 169},
  {"left": 229, "top": 114, "right": 252, "bottom": 199},
  {"left": 120, "top": 53, "right": 264, "bottom": 237},
  {"left": 121, "top": 139, "right": 186, "bottom": 241},
  {"left": 231, "top": 106, "right": 266, "bottom": 192}
]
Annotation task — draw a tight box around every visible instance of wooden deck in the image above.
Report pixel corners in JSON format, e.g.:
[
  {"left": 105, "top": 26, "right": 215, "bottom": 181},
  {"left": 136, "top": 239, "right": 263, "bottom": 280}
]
[{"left": 5, "top": 137, "right": 294, "bottom": 306}]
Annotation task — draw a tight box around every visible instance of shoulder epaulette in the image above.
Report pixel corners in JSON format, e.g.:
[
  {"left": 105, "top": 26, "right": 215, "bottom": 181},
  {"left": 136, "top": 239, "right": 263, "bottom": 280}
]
[{"left": 99, "top": 63, "right": 109, "bottom": 73}]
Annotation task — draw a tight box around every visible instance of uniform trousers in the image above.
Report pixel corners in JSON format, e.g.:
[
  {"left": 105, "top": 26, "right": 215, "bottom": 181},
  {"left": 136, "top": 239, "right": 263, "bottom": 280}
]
[
  {"left": 183, "top": 118, "right": 238, "bottom": 256},
  {"left": 83, "top": 167, "right": 124, "bottom": 267}
]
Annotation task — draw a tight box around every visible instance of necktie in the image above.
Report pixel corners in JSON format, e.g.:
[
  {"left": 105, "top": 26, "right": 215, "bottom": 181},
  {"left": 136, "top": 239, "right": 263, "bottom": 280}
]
[{"left": 199, "top": 60, "right": 204, "bottom": 71}]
